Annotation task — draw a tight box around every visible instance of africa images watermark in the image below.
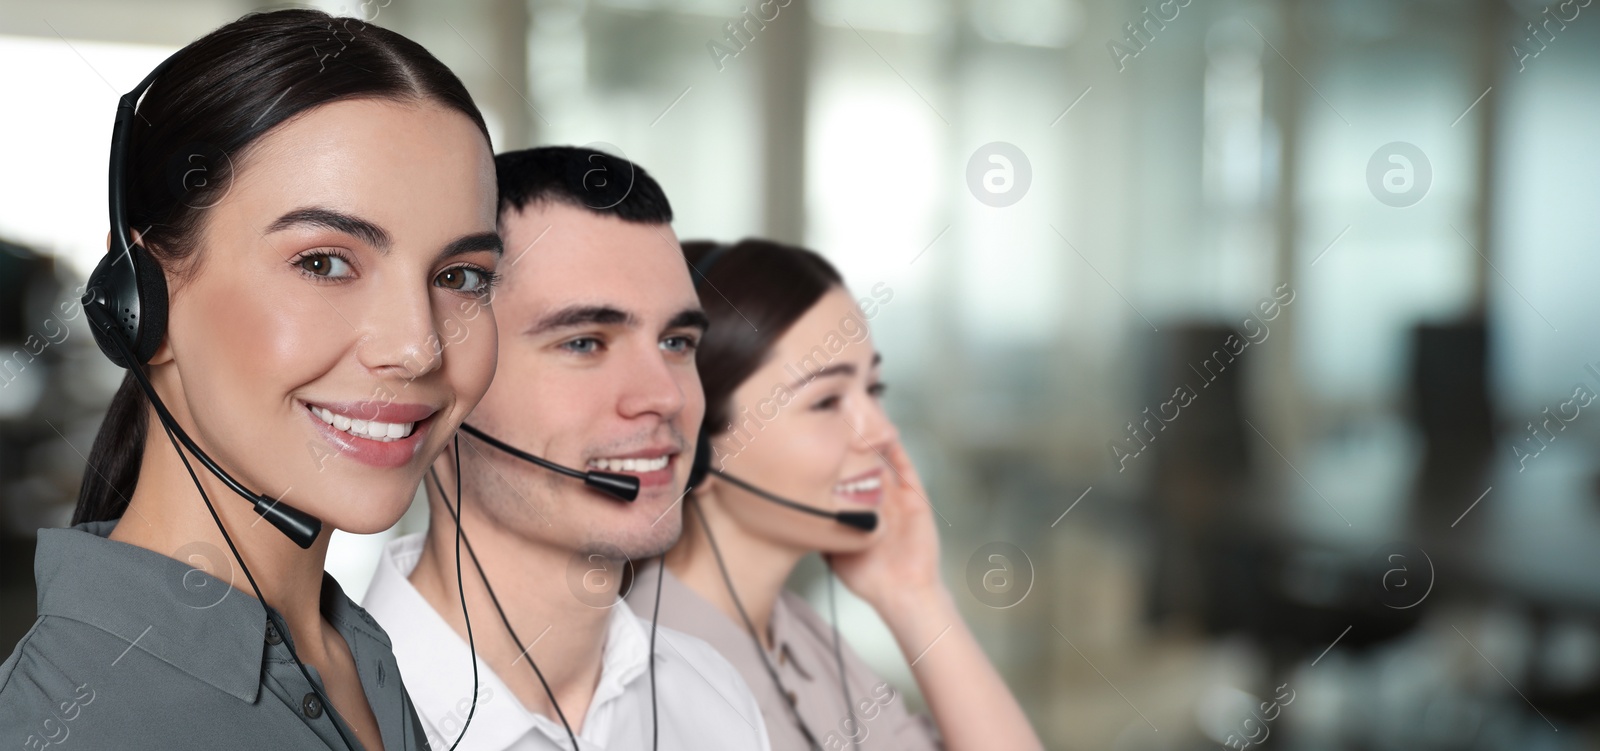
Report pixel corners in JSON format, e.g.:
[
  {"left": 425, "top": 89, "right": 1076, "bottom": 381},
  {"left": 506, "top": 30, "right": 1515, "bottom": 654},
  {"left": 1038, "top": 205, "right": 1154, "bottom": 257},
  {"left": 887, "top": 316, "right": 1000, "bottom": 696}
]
[
  {"left": 1511, "top": 0, "right": 1589, "bottom": 73},
  {"left": 0, "top": 282, "right": 90, "bottom": 391},
  {"left": 1219, "top": 683, "right": 1296, "bottom": 750},
  {"left": 303, "top": 285, "right": 495, "bottom": 472},
  {"left": 707, "top": 281, "right": 895, "bottom": 471},
  {"left": 1109, "top": 282, "right": 1296, "bottom": 472},
  {"left": 423, "top": 684, "right": 495, "bottom": 751},
  {"left": 1509, "top": 360, "right": 1600, "bottom": 472},
  {"left": 706, "top": 0, "right": 791, "bottom": 72},
  {"left": 821, "top": 681, "right": 897, "bottom": 750},
  {"left": 21, "top": 681, "right": 96, "bottom": 751},
  {"left": 310, "top": 0, "right": 394, "bottom": 71},
  {"left": 1107, "top": 0, "right": 1195, "bottom": 72}
]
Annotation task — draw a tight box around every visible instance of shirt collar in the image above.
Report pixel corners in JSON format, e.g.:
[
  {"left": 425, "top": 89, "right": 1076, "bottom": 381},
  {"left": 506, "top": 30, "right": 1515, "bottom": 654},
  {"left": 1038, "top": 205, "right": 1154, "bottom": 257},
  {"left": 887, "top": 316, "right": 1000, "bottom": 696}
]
[
  {"left": 363, "top": 533, "right": 655, "bottom": 750},
  {"left": 33, "top": 518, "right": 379, "bottom": 704},
  {"left": 654, "top": 560, "right": 796, "bottom": 661}
]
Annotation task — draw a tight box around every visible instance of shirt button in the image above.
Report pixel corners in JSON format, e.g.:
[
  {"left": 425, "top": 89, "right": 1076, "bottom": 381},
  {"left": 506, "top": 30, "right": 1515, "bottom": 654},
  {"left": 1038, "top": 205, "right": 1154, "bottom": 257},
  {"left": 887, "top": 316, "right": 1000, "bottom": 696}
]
[
  {"left": 265, "top": 622, "right": 283, "bottom": 645},
  {"left": 302, "top": 693, "right": 324, "bottom": 719}
]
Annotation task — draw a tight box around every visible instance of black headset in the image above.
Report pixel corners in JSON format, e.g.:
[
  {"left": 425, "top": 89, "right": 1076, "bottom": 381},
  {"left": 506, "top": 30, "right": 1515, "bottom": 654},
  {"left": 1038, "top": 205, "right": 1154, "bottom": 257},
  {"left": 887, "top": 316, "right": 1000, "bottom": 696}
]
[
  {"left": 685, "top": 245, "right": 878, "bottom": 533},
  {"left": 444, "top": 416, "right": 667, "bottom": 750},
  {"left": 685, "top": 242, "right": 872, "bottom": 750},
  {"left": 458, "top": 422, "right": 639, "bottom": 500},
  {"left": 83, "top": 53, "right": 323, "bottom": 550},
  {"left": 688, "top": 425, "right": 878, "bottom": 531},
  {"left": 84, "top": 54, "right": 382, "bottom": 751}
]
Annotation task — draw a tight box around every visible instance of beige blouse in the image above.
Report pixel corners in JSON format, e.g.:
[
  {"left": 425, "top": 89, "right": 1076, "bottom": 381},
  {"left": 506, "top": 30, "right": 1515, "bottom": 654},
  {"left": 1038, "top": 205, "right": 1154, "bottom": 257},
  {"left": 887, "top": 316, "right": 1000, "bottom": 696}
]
[{"left": 626, "top": 560, "right": 942, "bottom": 751}]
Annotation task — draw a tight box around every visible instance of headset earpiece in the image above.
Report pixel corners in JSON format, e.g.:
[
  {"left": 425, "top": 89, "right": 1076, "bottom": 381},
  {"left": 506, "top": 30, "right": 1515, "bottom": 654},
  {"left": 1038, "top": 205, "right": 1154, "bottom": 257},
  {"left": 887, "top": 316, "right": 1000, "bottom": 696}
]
[
  {"left": 83, "top": 241, "right": 167, "bottom": 369},
  {"left": 87, "top": 56, "right": 173, "bottom": 371},
  {"left": 687, "top": 425, "right": 712, "bottom": 493},
  {"left": 685, "top": 242, "right": 729, "bottom": 496}
]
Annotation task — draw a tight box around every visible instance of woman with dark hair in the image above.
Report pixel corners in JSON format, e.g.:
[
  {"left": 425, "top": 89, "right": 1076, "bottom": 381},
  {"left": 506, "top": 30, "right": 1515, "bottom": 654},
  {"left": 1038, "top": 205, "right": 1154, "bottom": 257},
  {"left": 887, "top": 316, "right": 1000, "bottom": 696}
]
[
  {"left": 0, "top": 10, "right": 501, "bottom": 750},
  {"left": 626, "top": 240, "right": 1042, "bottom": 751}
]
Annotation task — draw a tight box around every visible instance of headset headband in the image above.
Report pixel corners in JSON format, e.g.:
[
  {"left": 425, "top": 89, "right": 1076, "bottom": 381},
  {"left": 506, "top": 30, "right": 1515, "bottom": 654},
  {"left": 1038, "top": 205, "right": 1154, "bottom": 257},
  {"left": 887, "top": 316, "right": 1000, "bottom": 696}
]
[
  {"left": 108, "top": 56, "right": 175, "bottom": 260},
  {"left": 690, "top": 242, "right": 732, "bottom": 280}
]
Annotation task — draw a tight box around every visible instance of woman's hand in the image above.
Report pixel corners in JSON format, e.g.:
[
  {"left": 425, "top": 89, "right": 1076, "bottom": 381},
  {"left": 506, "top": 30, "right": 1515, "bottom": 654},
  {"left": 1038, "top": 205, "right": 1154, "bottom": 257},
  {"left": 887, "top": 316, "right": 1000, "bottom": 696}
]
[
  {"left": 825, "top": 439, "right": 947, "bottom": 624},
  {"left": 825, "top": 439, "right": 1046, "bottom": 751}
]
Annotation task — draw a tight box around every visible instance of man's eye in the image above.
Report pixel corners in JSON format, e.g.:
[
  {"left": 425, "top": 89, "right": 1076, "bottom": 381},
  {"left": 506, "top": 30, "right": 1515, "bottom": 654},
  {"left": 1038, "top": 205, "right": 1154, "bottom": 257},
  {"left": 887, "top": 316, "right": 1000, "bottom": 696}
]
[
  {"left": 662, "top": 335, "right": 699, "bottom": 354},
  {"left": 562, "top": 337, "right": 602, "bottom": 354}
]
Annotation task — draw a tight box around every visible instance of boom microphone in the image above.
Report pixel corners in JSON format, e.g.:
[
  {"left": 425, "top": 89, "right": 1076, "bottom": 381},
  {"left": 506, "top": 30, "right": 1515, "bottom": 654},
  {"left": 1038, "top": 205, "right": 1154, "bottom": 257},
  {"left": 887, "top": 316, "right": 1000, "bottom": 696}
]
[
  {"left": 82, "top": 298, "right": 324, "bottom": 548},
  {"left": 457, "top": 422, "right": 640, "bottom": 501},
  {"left": 709, "top": 468, "right": 879, "bottom": 532},
  {"left": 687, "top": 428, "right": 877, "bottom": 532}
]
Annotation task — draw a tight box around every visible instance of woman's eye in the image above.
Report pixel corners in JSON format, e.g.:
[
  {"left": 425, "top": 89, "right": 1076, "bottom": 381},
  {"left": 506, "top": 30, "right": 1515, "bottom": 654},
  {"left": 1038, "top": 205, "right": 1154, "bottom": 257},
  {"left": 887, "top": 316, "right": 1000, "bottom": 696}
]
[
  {"left": 436, "top": 265, "right": 498, "bottom": 294},
  {"left": 812, "top": 394, "right": 842, "bottom": 411},
  {"left": 296, "top": 252, "right": 353, "bottom": 279},
  {"left": 867, "top": 382, "right": 888, "bottom": 398},
  {"left": 661, "top": 335, "right": 698, "bottom": 354},
  {"left": 562, "top": 337, "right": 602, "bottom": 355}
]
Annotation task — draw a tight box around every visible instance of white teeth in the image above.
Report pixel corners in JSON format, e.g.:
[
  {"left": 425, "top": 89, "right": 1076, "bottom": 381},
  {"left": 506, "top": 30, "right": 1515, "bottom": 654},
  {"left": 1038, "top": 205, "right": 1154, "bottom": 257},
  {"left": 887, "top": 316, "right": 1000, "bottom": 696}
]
[
  {"left": 310, "top": 405, "right": 415, "bottom": 442},
  {"left": 587, "top": 455, "right": 669, "bottom": 473},
  {"left": 835, "top": 476, "right": 882, "bottom": 494}
]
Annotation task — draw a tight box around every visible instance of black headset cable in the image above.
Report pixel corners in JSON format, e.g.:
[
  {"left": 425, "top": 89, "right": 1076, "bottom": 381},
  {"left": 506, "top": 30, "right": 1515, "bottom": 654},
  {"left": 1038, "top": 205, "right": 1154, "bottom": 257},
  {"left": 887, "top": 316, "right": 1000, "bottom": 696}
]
[
  {"left": 690, "top": 498, "right": 825, "bottom": 751},
  {"left": 428, "top": 461, "right": 581, "bottom": 751}
]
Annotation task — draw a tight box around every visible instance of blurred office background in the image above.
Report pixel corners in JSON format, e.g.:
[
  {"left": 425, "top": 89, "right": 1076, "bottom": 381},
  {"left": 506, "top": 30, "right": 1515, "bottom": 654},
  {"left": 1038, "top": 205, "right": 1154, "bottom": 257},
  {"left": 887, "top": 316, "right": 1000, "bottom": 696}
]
[{"left": 2, "top": 0, "right": 1598, "bottom": 748}]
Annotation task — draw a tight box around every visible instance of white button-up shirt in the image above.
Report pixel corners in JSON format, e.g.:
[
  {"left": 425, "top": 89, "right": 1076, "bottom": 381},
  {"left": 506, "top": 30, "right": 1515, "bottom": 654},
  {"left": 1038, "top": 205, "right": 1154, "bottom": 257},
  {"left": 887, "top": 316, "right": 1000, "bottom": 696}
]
[{"left": 362, "top": 534, "right": 772, "bottom": 751}]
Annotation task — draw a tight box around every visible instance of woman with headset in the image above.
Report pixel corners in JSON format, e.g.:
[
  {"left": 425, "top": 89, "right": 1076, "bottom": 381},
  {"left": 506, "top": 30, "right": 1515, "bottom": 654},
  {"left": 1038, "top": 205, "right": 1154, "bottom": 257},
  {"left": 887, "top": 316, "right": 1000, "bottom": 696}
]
[
  {"left": 627, "top": 240, "right": 1042, "bottom": 750},
  {"left": 0, "top": 10, "right": 501, "bottom": 750}
]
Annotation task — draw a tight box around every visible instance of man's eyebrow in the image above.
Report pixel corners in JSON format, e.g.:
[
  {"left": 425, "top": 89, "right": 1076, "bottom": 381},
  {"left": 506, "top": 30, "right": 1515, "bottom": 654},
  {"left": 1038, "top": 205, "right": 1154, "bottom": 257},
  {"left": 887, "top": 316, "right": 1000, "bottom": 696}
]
[
  {"left": 266, "top": 207, "right": 391, "bottom": 251},
  {"left": 529, "top": 305, "right": 635, "bottom": 335},
  {"left": 441, "top": 232, "right": 504, "bottom": 259},
  {"left": 667, "top": 308, "right": 710, "bottom": 333}
]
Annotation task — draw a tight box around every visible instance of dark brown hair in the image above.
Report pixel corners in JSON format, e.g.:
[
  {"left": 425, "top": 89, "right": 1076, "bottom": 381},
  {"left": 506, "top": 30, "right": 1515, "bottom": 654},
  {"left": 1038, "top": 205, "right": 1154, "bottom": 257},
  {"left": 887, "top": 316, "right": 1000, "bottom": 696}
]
[
  {"left": 496, "top": 146, "right": 673, "bottom": 223},
  {"left": 683, "top": 239, "right": 843, "bottom": 435},
  {"left": 74, "top": 9, "right": 491, "bottom": 524}
]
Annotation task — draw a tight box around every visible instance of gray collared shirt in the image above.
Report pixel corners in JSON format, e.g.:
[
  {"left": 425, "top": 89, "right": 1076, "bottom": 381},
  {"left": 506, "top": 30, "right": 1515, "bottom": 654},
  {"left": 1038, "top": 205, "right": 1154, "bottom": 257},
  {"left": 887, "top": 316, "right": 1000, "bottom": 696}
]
[{"left": 0, "top": 519, "right": 430, "bottom": 750}]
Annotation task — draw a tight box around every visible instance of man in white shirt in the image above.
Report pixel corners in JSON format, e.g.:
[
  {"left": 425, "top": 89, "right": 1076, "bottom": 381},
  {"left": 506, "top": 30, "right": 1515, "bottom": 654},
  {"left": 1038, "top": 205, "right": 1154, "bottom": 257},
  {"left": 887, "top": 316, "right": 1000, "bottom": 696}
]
[{"left": 363, "top": 146, "right": 770, "bottom": 751}]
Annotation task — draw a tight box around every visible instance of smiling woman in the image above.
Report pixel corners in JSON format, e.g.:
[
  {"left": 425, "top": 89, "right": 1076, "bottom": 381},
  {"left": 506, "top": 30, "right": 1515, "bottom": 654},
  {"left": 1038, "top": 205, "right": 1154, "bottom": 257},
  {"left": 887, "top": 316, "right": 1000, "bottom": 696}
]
[
  {"left": 0, "top": 9, "right": 500, "bottom": 751},
  {"left": 628, "top": 239, "right": 1044, "bottom": 751}
]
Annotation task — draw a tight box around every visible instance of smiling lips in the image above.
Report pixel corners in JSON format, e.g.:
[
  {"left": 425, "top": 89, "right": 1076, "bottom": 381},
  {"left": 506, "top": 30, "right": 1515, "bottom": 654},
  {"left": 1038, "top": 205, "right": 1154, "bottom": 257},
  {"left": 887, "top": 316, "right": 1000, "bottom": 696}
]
[
  {"left": 309, "top": 405, "right": 416, "bottom": 441},
  {"left": 834, "top": 469, "right": 885, "bottom": 506},
  {"left": 587, "top": 451, "right": 676, "bottom": 490},
  {"left": 302, "top": 399, "right": 438, "bottom": 469}
]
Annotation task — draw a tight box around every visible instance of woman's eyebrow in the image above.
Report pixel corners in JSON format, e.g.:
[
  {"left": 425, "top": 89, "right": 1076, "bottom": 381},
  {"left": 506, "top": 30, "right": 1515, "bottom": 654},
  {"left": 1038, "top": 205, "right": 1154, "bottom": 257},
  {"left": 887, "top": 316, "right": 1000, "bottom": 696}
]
[
  {"left": 265, "top": 208, "right": 501, "bottom": 260},
  {"left": 789, "top": 362, "right": 857, "bottom": 390},
  {"left": 441, "top": 232, "right": 504, "bottom": 259},
  {"left": 266, "top": 207, "right": 391, "bottom": 251}
]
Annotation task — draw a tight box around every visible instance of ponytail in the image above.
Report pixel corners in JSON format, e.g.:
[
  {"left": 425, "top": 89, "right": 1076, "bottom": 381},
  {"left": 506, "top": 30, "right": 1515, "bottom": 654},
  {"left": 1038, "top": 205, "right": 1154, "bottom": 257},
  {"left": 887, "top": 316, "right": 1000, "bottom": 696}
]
[{"left": 70, "top": 372, "right": 147, "bottom": 524}]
